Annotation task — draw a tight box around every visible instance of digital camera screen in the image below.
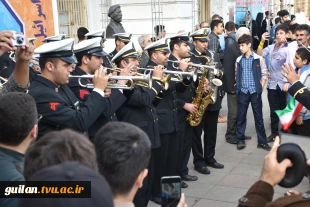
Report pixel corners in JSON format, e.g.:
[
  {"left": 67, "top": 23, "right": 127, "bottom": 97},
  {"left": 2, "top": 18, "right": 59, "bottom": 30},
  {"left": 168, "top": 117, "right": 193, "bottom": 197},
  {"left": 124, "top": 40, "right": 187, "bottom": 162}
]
[{"left": 161, "top": 182, "right": 181, "bottom": 207}]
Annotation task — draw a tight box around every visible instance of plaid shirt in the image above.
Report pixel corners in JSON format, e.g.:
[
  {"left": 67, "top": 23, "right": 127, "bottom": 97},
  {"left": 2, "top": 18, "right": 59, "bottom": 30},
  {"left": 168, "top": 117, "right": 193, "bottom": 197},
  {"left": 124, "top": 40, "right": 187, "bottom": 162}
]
[
  {"left": 241, "top": 53, "right": 256, "bottom": 94},
  {"left": 208, "top": 32, "right": 224, "bottom": 69},
  {"left": 0, "top": 74, "right": 29, "bottom": 95}
]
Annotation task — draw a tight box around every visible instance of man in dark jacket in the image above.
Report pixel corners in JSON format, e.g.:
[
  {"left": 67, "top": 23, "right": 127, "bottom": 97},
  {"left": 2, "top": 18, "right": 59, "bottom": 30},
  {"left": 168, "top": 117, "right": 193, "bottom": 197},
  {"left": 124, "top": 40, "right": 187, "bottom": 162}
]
[
  {"left": 222, "top": 27, "right": 252, "bottom": 144},
  {"left": 68, "top": 37, "right": 127, "bottom": 141},
  {"left": 224, "top": 21, "right": 236, "bottom": 49}
]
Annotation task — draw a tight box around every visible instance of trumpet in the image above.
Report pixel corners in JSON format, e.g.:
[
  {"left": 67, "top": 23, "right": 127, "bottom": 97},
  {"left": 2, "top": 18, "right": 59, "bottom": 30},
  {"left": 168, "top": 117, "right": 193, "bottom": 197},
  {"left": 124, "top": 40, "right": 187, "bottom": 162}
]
[
  {"left": 167, "top": 60, "right": 218, "bottom": 72},
  {"left": 69, "top": 73, "right": 152, "bottom": 90},
  {"left": 139, "top": 67, "right": 198, "bottom": 82}
]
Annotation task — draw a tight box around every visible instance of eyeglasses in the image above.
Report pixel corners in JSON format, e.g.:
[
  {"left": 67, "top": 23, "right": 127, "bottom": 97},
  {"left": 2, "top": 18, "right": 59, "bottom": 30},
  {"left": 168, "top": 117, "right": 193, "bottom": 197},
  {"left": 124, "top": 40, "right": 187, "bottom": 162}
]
[{"left": 38, "top": 114, "right": 43, "bottom": 123}]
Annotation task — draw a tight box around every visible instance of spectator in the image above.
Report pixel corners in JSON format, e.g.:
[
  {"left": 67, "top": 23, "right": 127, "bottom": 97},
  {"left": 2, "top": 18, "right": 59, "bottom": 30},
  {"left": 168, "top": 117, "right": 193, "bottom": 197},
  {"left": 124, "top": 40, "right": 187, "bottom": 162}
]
[
  {"left": 0, "top": 92, "right": 37, "bottom": 206},
  {"left": 211, "top": 14, "right": 225, "bottom": 50},
  {"left": 288, "top": 23, "right": 299, "bottom": 43},
  {"left": 283, "top": 62, "right": 310, "bottom": 110},
  {"left": 23, "top": 129, "right": 98, "bottom": 180},
  {"left": 94, "top": 122, "right": 187, "bottom": 207},
  {"left": 262, "top": 11, "right": 271, "bottom": 33},
  {"left": 200, "top": 21, "right": 209, "bottom": 29},
  {"left": 209, "top": 19, "right": 226, "bottom": 123},
  {"left": 0, "top": 31, "right": 34, "bottom": 95},
  {"left": 235, "top": 34, "right": 270, "bottom": 151},
  {"left": 152, "top": 25, "right": 166, "bottom": 42},
  {"left": 245, "top": 11, "right": 259, "bottom": 50},
  {"left": 222, "top": 27, "right": 252, "bottom": 144},
  {"left": 137, "top": 35, "right": 152, "bottom": 68},
  {"left": 286, "top": 48, "right": 310, "bottom": 136},
  {"left": 224, "top": 21, "right": 236, "bottom": 49},
  {"left": 269, "top": 10, "right": 289, "bottom": 45},
  {"left": 257, "top": 24, "right": 291, "bottom": 142},
  {"left": 77, "top": 27, "right": 89, "bottom": 42},
  {"left": 238, "top": 136, "right": 310, "bottom": 206},
  {"left": 295, "top": 8, "right": 306, "bottom": 24},
  {"left": 20, "top": 161, "right": 114, "bottom": 207}
]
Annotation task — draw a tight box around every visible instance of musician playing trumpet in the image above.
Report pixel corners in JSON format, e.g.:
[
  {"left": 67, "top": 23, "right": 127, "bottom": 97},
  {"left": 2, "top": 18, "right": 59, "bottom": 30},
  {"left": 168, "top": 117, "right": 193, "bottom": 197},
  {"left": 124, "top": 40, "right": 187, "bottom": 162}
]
[
  {"left": 111, "top": 41, "right": 164, "bottom": 207},
  {"left": 29, "top": 38, "right": 112, "bottom": 138},
  {"left": 68, "top": 37, "right": 129, "bottom": 140},
  {"left": 146, "top": 36, "right": 194, "bottom": 204}
]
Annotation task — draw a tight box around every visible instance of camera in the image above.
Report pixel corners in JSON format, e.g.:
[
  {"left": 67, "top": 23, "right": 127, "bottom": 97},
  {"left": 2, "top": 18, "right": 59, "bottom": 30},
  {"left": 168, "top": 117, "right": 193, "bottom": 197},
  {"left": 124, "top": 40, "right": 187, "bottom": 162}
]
[{"left": 11, "top": 31, "right": 26, "bottom": 47}]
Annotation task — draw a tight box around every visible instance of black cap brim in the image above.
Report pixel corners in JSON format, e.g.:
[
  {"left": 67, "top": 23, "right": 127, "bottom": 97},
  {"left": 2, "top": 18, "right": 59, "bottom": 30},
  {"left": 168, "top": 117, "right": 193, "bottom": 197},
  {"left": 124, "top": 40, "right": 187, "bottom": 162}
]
[
  {"left": 91, "top": 50, "right": 108, "bottom": 57},
  {"left": 60, "top": 56, "right": 77, "bottom": 64}
]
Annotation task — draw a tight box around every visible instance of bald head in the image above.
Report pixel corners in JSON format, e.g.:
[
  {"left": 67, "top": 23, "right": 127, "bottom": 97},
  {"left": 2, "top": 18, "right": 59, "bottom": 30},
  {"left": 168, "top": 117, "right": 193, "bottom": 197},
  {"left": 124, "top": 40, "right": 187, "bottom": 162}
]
[{"left": 236, "top": 27, "right": 250, "bottom": 41}]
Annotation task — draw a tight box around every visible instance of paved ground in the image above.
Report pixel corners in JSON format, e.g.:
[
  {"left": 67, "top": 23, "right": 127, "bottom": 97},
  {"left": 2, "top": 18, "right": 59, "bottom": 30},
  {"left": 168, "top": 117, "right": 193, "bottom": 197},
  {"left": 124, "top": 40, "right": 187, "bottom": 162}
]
[{"left": 149, "top": 91, "right": 310, "bottom": 207}]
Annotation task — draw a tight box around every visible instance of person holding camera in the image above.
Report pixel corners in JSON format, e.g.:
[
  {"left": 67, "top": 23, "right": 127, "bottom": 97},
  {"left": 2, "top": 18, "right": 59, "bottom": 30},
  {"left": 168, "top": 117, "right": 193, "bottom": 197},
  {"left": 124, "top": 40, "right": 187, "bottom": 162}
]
[
  {"left": 257, "top": 24, "right": 292, "bottom": 143},
  {"left": 238, "top": 136, "right": 310, "bottom": 206},
  {"left": 0, "top": 30, "right": 34, "bottom": 95}
]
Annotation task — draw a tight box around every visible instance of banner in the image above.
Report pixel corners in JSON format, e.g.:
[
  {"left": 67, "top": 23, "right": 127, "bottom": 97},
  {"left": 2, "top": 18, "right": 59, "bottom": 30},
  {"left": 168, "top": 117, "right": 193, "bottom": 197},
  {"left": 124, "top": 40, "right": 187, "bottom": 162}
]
[{"left": 0, "top": 0, "right": 55, "bottom": 47}]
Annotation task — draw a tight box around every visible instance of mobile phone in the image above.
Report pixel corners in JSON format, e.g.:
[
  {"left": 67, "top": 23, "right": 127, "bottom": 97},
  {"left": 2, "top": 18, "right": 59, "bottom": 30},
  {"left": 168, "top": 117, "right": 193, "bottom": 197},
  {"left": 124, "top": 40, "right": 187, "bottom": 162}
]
[{"left": 161, "top": 176, "right": 181, "bottom": 207}]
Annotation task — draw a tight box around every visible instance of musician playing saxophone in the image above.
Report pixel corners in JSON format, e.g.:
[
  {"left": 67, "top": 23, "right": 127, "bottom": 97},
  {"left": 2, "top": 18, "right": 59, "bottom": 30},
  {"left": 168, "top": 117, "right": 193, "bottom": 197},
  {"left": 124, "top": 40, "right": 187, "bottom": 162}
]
[{"left": 190, "top": 28, "right": 225, "bottom": 176}]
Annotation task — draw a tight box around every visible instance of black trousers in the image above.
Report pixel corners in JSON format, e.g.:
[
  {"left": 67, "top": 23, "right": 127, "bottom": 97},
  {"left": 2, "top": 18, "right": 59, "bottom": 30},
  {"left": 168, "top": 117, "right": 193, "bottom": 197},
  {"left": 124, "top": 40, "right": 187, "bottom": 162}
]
[
  {"left": 133, "top": 150, "right": 154, "bottom": 207},
  {"left": 226, "top": 93, "right": 238, "bottom": 140},
  {"left": 267, "top": 86, "right": 287, "bottom": 135},
  {"left": 290, "top": 119, "right": 310, "bottom": 136},
  {"left": 177, "top": 109, "right": 193, "bottom": 177},
  {"left": 152, "top": 132, "right": 179, "bottom": 198},
  {"left": 192, "top": 110, "right": 219, "bottom": 168}
]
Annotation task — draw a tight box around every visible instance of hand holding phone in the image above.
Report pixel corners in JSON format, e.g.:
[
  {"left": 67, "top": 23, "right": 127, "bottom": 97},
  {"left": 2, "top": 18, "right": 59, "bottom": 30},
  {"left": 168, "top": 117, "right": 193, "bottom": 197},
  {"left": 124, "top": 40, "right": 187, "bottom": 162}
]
[{"left": 161, "top": 176, "right": 181, "bottom": 207}]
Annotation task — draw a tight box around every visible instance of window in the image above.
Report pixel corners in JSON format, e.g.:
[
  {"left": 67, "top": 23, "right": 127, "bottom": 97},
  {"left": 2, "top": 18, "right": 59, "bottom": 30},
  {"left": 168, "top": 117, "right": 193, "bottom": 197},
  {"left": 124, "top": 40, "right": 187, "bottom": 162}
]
[{"left": 57, "top": 0, "right": 87, "bottom": 40}]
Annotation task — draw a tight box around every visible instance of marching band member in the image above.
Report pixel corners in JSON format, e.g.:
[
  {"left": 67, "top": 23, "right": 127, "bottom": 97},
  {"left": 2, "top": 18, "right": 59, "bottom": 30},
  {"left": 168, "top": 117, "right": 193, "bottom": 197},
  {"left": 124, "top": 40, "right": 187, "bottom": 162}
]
[
  {"left": 109, "top": 33, "right": 132, "bottom": 59},
  {"left": 68, "top": 37, "right": 128, "bottom": 140},
  {"left": 84, "top": 30, "right": 113, "bottom": 68},
  {"left": 28, "top": 38, "right": 110, "bottom": 138},
  {"left": 168, "top": 32, "right": 199, "bottom": 187},
  {"left": 146, "top": 38, "right": 192, "bottom": 203},
  {"left": 112, "top": 42, "right": 164, "bottom": 207},
  {"left": 190, "top": 28, "right": 225, "bottom": 175}
]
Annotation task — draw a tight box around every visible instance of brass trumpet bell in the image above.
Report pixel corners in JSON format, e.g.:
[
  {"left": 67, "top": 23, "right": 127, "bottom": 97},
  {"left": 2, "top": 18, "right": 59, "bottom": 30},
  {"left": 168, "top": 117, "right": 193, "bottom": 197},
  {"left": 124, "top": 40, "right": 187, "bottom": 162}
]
[{"left": 152, "top": 75, "right": 171, "bottom": 91}]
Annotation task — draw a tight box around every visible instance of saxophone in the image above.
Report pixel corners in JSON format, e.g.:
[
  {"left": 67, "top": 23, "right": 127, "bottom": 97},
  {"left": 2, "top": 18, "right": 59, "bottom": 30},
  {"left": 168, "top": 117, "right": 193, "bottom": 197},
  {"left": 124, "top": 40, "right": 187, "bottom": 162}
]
[
  {"left": 207, "top": 49, "right": 222, "bottom": 104},
  {"left": 186, "top": 52, "right": 213, "bottom": 127}
]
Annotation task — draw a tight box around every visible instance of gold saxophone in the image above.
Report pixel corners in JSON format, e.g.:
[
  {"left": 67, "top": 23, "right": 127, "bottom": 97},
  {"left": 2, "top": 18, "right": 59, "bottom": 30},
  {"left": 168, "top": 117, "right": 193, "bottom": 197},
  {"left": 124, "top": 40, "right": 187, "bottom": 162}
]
[{"left": 186, "top": 52, "right": 213, "bottom": 127}]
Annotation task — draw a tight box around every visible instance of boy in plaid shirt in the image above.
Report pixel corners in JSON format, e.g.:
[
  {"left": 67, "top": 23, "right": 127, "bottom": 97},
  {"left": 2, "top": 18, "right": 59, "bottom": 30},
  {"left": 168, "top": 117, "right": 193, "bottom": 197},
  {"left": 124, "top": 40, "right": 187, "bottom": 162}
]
[{"left": 235, "top": 34, "right": 271, "bottom": 151}]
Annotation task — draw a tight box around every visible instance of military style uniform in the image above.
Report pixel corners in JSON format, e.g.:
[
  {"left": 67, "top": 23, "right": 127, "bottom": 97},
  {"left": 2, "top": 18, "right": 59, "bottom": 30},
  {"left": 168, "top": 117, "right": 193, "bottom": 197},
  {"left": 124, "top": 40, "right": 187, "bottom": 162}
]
[
  {"left": 29, "top": 38, "right": 108, "bottom": 138},
  {"left": 108, "top": 33, "right": 132, "bottom": 60},
  {"left": 110, "top": 41, "right": 162, "bottom": 207},
  {"left": 145, "top": 38, "right": 192, "bottom": 198},
  {"left": 238, "top": 180, "right": 310, "bottom": 207},
  {"left": 170, "top": 54, "right": 196, "bottom": 178},
  {"left": 189, "top": 29, "right": 224, "bottom": 170},
  {"left": 288, "top": 81, "right": 310, "bottom": 110},
  {"left": 29, "top": 75, "right": 106, "bottom": 138},
  {"left": 68, "top": 67, "right": 126, "bottom": 140}
]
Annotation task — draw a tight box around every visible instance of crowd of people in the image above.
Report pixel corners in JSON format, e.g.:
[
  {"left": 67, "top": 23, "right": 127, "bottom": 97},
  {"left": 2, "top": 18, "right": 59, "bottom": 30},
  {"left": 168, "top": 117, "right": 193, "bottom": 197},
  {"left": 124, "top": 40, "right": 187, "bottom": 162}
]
[{"left": 0, "top": 7, "right": 310, "bottom": 207}]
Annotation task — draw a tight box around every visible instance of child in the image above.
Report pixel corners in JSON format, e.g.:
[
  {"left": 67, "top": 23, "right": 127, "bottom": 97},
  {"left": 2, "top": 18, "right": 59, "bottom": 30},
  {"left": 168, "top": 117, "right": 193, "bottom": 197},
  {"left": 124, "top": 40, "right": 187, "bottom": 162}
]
[
  {"left": 286, "top": 48, "right": 310, "bottom": 135},
  {"left": 235, "top": 34, "right": 271, "bottom": 151},
  {"left": 257, "top": 24, "right": 291, "bottom": 142}
]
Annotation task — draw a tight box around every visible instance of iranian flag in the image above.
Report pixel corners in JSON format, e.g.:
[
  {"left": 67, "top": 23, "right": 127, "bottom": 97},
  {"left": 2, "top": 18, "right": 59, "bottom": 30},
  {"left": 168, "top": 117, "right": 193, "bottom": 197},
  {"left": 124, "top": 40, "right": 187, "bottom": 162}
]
[{"left": 275, "top": 98, "right": 303, "bottom": 130}]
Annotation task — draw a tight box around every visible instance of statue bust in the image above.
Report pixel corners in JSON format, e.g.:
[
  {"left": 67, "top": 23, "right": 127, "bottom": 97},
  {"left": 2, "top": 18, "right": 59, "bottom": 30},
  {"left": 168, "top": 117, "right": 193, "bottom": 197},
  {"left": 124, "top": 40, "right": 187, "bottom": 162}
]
[{"left": 106, "top": 5, "right": 126, "bottom": 38}]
